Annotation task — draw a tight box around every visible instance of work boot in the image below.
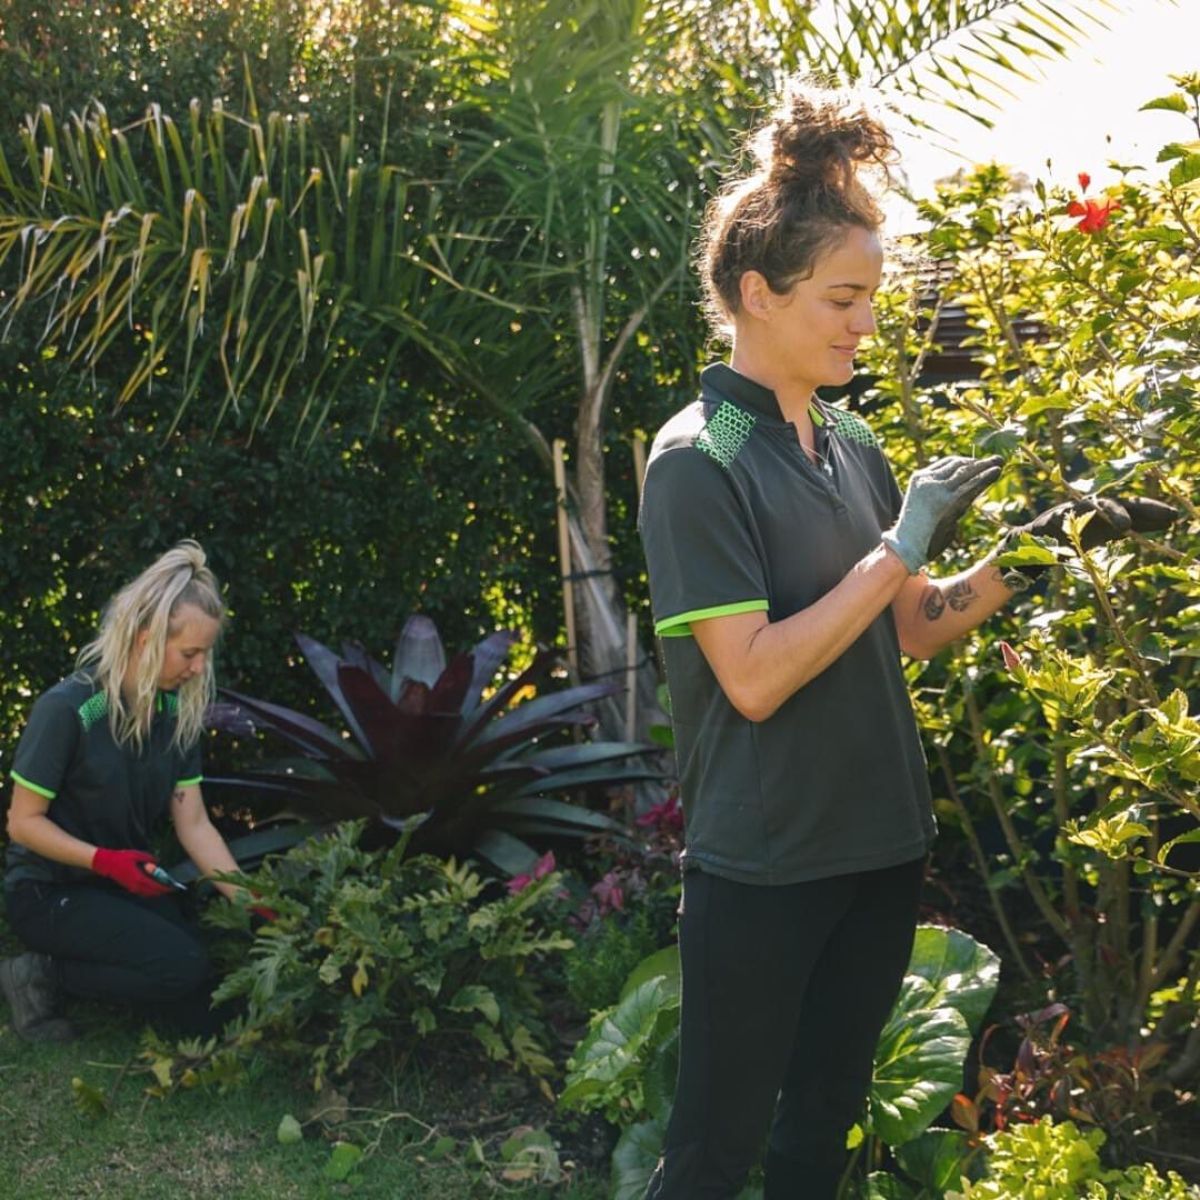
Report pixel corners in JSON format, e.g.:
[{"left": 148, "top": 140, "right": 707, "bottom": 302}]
[{"left": 0, "top": 952, "right": 76, "bottom": 1042}]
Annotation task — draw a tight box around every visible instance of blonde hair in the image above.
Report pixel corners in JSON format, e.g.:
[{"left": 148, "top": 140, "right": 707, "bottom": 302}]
[
  {"left": 76, "top": 540, "right": 224, "bottom": 752},
  {"left": 700, "top": 76, "right": 897, "bottom": 338}
]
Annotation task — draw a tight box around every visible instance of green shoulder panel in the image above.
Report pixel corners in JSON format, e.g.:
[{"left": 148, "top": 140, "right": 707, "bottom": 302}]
[
  {"left": 693, "top": 401, "right": 757, "bottom": 470},
  {"left": 816, "top": 404, "right": 879, "bottom": 449},
  {"left": 77, "top": 691, "right": 108, "bottom": 732}
]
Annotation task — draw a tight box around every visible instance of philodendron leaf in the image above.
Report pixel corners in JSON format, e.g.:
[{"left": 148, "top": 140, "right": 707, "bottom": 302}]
[
  {"left": 862, "top": 1173, "right": 922, "bottom": 1199},
  {"left": 611, "top": 1114, "right": 668, "bottom": 1200},
  {"left": 642, "top": 1026, "right": 679, "bottom": 1121},
  {"left": 560, "top": 977, "right": 676, "bottom": 1111},
  {"left": 619, "top": 945, "right": 681, "bottom": 1004},
  {"left": 868, "top": 975, "right": 971, "bottom": 1147},
  {"left": 893, "top": 1128, "right": 976, "bottom": 1193},
  {"left": 906, "top": 925, "right": 1001, "bottom": 1035}
]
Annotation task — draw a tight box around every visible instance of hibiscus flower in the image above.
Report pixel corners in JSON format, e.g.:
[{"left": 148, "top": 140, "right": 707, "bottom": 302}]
[{"left": 1067, "top": 172, "right": 1118, "bottom": 233}]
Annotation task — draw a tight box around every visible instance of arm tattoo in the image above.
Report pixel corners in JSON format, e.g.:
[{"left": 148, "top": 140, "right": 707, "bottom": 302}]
[
  {"left": 922, "top": 587, "right": 946, "bottom": 621},
  {"left": 946, "top": 580, "right": 978, "bottom": 613},
  {"left": 172, "top": 789, "right": 185, "bottom": 806}
]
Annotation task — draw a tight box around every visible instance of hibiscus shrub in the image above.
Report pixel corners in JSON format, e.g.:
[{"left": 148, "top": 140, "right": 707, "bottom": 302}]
[{"left": 853, "top": 71, "right": 1200, "bottom": 1145}]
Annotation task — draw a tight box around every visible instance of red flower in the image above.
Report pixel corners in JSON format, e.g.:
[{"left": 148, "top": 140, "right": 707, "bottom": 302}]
[
  {"left": 506, "top": 850, "right": 556, "bottom": 895},
  {"left": 635, "top": 794, "right": 684, "bottom": 835},
  {"left": 1077, "top": 171, "right": 1091, "bottom": 191},
  {"left": 1067, "top": 196, "right": 1119, "bottom": 234}
]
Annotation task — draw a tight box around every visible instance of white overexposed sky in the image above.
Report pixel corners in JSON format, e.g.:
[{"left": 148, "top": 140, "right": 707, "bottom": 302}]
[{"left": 881, "top": 0, "right": 1199, "bottom": 227}]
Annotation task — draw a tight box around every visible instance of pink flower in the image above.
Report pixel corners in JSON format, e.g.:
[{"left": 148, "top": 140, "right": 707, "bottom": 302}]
[
  {"left": 506, "top": 850, "right": 556, "bottom": 895},
  {"left": 998, "top": 640, "right": 1024, "bottom": 675},
  {"left": 590, "top": 871, "right": 625, "bottom": 915},
  {"left": 635, "top": 794, "right": 684, "bottom": 834}
]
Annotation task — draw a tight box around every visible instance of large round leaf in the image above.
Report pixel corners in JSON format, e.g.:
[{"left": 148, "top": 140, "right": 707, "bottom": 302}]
[
  {"left": 611, "top": 1115, "right": 667, "bottom": 1200},
  {"left": 619, "top": 944, "right": 681, "bottom": 1004},
  {"left": 906, "top": 925, "right": 1001, "bottom": 1035},
  {"left": 868, "top": 975, "right": 971, "bottom": 1147},
  {"left": 560, "top": 977, "right": 676, "bottom": 1112},
  {"left": 892, "top": 1128, "right": 977, "bottom": 1193}
]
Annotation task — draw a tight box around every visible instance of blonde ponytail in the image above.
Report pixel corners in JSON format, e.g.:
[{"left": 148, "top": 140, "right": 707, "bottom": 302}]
[{"left": 77, "top": 540, "right": 224, "bottom": 752}]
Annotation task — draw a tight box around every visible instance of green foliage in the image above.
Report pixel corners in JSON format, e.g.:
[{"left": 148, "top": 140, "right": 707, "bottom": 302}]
[
  {"left": 862, "top": 78, "right": 1200, "bottom": 1056},
  {"left": 561, "top": 928, "right": 997, "bottom": 1196},
  {"left": 0, "top": 326, "right": 563, "bottom": 784},
  {"left": 865, "top": 927, "right": 1001, "bottom": 1147},
  {"left": 204, "top": 820, "right": 573, "bottom": 1090},
  {"left": 947, "top": 1118, "right": 1198, "bottom": 1200},
  {"left": 563, "top": 907, "right": 661, "bottom": 1015}
]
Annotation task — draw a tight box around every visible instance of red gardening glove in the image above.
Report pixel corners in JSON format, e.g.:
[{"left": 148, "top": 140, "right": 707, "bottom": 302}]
[
  {"left": 91, "top": 848, "right": 173, "bottom": 897},
  {"left": 248, "top": 890, "right": 278, "bottom": 924}
]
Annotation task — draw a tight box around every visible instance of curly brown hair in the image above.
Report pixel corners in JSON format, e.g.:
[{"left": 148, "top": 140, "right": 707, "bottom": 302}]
[{"left": 700, "top": 77, "right": 897, "bottom": 336}]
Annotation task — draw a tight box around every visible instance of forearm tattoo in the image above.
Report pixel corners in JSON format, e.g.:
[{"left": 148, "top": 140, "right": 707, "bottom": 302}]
[
  {"left": 921, "top": 580, "right": 978, "bottom": 622},
  {"left": 947, "top": 580, "right": 977, "bottom": 612},
  {"left": 172, "top": 788, "right": 185, "bottom": 807}
]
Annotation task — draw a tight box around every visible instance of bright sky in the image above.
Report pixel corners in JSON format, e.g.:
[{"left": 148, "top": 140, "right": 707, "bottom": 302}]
[{"left": 883, "top": 0, "right": 1198, "bottom": 228}]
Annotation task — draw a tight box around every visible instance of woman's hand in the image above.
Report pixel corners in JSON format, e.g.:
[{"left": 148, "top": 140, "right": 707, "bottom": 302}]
[
  {"left": 91, "top": 848, "right": 174, "bottom": 897},
  {"left": 882, "top": 456, "right": 1004, "bottom": 574}
]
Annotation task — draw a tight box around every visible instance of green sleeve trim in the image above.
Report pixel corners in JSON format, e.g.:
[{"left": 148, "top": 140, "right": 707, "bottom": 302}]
[
  {"left": 10, "top": 771, "right": 56, "bottom": 800},
  {"left": 176, "top": 776, "right": 203, "bottom": 789},
  {"left": 655, "top": 599, "right": 769, "bottom": 638}
]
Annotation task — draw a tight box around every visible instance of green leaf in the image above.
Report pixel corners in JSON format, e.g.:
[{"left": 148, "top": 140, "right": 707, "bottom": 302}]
[
  {"left": 1169, "top": 154, "right": 1200, "bottom": 188},
  {"left": 324, "top": 1141, "right": 363, "bottom": 1181},
  {"left": 447, "top": 984, "right": 501, "bottom": 1025},
  {"left": 893, "top": 1128, "right": 975, "bottom": 1192},
  {"left": 995, "top": 535, "right": 1060, "bottom": 569},
  {"left": 619, "top": 945, "right": 681, "bottom": 1004},
  {"left": 70, "top": 1077, "right": 108, "bottom": 1119},
  {"left": 611, "top": 1115, "right": 668, "bottom": 1200},
  {"left": 906, "top": 925, "right": 1001, "bottom": 1035},
  {"left": 276, "top": 1114, "right": 303, "bottom": 1145},
  {"left": 1141, "top": 93, "right": 1190, "bottom": 114},
  {"left": 560, "top": 977, "right": 676, "bottom": 1111},
  {"left": 863, "top": 1173, "right": 922, "bottom": 1200},
  {"left": 868, "top": 976, "right": 971, "bottom": 1147}
]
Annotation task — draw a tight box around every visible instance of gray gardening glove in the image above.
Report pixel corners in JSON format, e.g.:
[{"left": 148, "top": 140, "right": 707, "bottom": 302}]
[
  {"left": 881, "top": 455, "right": 1004, "bottom": 574},
  {"left": 997, "top": 495, "right": 1180, "bottom": 588}
]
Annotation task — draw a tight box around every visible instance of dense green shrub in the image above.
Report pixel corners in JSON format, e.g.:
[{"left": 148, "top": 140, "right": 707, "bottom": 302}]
[
  {"left": 0, "top": 323, "right": 561, "bottom": 782},
  {"left": 204, "top": 820, "right": 573, "bottom": 1089},
  {"left": 563, "top": 908, "right": 662, "bottom": 1017}
]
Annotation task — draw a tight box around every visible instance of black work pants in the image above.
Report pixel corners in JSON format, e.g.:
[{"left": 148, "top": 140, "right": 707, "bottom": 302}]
[
  {"left": 5, "top": 880, "right": 231, "bottom": 1036},
  {"left": 645, "top": 856, "right": 925, "bottom": 1200}
]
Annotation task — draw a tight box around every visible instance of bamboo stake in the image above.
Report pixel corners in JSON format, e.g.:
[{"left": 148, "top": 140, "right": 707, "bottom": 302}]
[
  {"left": 632, "top": 432, "right": 647, "bottom": 500},
  {"left": 624, "top": 611, "right": 638, "bottom": 741},
  {"left": 552, "top": 439, "right": 578, "bottom": 679}
]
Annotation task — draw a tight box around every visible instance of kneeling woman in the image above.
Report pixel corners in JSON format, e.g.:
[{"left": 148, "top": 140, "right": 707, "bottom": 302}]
[{"left": 3, "top": 541, "right": 248, "bottom": 1041}]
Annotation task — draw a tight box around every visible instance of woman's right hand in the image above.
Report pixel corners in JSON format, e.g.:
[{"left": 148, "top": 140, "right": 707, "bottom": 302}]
[
  {"left": 91, "top": 848, "right": 174, "bottom": 897},
  {"left": 881, "top": 455, "right": 1004, "bottom": 573}
]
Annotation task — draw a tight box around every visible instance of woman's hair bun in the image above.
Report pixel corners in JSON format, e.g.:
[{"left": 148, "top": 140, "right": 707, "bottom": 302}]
[{"left": 752, "top": 77, "right": 895, "bottom": 192}]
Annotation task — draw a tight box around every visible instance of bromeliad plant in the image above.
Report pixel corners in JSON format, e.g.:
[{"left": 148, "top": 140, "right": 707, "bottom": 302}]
[{"left": 207, "top": 616, "right": 660, "bottom": 875}]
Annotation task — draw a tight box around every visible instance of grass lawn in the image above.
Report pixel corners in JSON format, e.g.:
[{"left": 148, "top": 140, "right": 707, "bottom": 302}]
[{"left": 0, "top": 1000, "right": 610, "bottom": 1199}]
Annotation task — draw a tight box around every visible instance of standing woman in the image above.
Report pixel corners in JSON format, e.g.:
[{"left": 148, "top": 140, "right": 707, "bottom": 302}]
[
  {"left": 636, "top": 80, "right": 1014, "bottom": 1198},
  {"left": 2, "top": 541, "right": 249, "bottom": 1041}
]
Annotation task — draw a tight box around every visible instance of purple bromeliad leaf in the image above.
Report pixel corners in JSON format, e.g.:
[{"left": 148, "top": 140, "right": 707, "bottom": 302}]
[{"left": 391, "top": 614, "right": 446, "bottom": 694}]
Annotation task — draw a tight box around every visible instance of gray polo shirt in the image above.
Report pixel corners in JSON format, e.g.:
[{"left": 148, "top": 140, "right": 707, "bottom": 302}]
[
  {"left": 6, "top": 674, "right": 203, "bottom": 888},
  {"left": 638, "top": 363, "right": 935, "bottom": 885}
]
